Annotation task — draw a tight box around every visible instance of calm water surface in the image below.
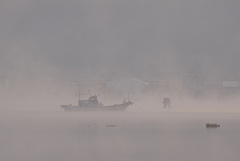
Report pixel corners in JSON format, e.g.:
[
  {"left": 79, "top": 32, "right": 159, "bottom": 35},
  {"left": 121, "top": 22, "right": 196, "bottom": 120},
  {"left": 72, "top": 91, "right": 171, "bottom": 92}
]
[{"left": 1, "top": 111, "right": 240, "bottom": 161}]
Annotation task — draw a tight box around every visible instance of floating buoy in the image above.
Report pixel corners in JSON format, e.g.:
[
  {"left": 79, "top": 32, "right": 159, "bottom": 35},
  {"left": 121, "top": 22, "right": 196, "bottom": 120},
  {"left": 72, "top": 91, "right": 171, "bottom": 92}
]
[{"left": 206, "top": 123, "right": 220, "bottom": 128}]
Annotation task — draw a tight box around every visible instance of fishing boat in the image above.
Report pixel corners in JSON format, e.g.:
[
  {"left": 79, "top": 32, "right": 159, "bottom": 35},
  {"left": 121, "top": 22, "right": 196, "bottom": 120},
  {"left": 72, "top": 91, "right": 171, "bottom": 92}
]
[{"left": 60, "top": 92, "right": 132, "bottom": 111}]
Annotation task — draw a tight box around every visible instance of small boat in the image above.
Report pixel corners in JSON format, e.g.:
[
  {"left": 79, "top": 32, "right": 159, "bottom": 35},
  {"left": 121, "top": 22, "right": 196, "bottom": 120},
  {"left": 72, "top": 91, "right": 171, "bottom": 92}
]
[{"left": 60, "top": 93, "right": 133, "bottom": 111}]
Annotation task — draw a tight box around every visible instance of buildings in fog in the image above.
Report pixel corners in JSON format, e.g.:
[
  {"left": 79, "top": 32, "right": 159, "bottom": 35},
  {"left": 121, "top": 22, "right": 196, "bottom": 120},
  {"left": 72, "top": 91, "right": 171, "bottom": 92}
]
[
  {"left": 0, "top": 74, "right": 239, "bottom": 99},
  {"left": 69, "top": 76, "right": 240, "bottom": 99}
]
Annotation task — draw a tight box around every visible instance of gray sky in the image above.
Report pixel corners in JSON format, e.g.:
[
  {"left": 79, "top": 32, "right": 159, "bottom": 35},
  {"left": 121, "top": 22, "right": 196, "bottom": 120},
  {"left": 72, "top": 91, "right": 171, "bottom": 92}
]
[{"left": 1, "top": 0, "right": 240, "bottom": 82}]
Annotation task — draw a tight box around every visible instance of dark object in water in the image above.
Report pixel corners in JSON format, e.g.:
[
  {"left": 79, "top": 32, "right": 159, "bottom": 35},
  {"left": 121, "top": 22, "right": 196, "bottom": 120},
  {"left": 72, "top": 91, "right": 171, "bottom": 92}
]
[
  {"left": 206, "top": 123, "right": 220, "bottom": 128},
  {"left": 107, "top": 125, "right": 116, "bottom": 127}
]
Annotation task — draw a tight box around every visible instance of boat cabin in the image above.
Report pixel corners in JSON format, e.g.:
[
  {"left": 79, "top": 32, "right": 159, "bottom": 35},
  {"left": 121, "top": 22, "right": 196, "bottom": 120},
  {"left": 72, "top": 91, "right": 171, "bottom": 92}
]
[{"left": 78, "top": 95, "right": 101, "bottom": 107}]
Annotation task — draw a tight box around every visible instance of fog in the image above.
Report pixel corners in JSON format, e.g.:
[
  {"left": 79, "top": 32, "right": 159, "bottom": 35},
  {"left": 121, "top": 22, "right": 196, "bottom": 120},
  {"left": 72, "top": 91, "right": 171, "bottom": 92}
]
[
  {"left": 1, "top": 0, "right": 240, "bottom": 109},
  {"left": 1, "top": 0, "right": 240, "bottom": 81},
  {"left": 1, "top": 1, "right": 240, "bottom": 161}
]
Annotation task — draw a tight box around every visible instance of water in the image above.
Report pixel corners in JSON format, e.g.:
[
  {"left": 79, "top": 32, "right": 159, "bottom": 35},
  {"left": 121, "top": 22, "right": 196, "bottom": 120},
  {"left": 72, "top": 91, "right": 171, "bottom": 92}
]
[{"left": 1, "top": 111, "right": 240, "bottom": 161}]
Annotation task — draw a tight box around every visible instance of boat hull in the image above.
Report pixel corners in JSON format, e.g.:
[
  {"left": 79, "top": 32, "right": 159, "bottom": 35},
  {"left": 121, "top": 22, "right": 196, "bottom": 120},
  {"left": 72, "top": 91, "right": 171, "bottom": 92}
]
[{"left": 60, "top": 102, "right": 131, "bottom": 111}]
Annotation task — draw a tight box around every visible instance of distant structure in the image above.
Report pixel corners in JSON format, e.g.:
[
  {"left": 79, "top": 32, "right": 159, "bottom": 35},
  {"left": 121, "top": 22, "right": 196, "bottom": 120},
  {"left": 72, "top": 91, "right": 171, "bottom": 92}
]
[
  {"left": 162, "top": 97, "right": 171, "bottom": 108},
  {"left": 183, "top": 74, "right": 203, "bottom": 97},
  {"left": 221, "top": 81, "right": 240, "bottom": 96},
  {"left": 106, "top": 77, "right": 149, "bottom": 95}
]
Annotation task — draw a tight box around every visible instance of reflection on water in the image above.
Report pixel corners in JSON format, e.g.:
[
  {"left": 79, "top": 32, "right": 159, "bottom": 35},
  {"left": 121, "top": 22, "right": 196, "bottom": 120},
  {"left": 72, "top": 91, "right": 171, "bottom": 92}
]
[{"left": 0, "top": 111, "right": 240, "bottom": 161}]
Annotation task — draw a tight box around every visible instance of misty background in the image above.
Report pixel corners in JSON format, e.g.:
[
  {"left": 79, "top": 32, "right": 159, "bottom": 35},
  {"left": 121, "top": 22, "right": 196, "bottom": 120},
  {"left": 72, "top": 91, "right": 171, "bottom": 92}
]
[
  {"left": 1, "top": 0, "right": 240, "bottom": 110},
  {"left": 1, "top": 2, "right": 240, "bottom": 161}
]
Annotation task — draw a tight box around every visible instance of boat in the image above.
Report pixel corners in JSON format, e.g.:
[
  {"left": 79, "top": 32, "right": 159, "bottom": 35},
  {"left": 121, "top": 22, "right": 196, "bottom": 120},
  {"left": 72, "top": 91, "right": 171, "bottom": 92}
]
[{"left": 60, "top": 93, "right": 133, "bottom": 111}]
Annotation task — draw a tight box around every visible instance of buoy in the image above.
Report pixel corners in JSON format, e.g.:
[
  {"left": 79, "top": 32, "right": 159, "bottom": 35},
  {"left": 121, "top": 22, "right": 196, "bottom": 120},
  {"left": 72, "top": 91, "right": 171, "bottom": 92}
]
[{"left": 206, "top": 123, "right": 220, "bottom": 128}]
